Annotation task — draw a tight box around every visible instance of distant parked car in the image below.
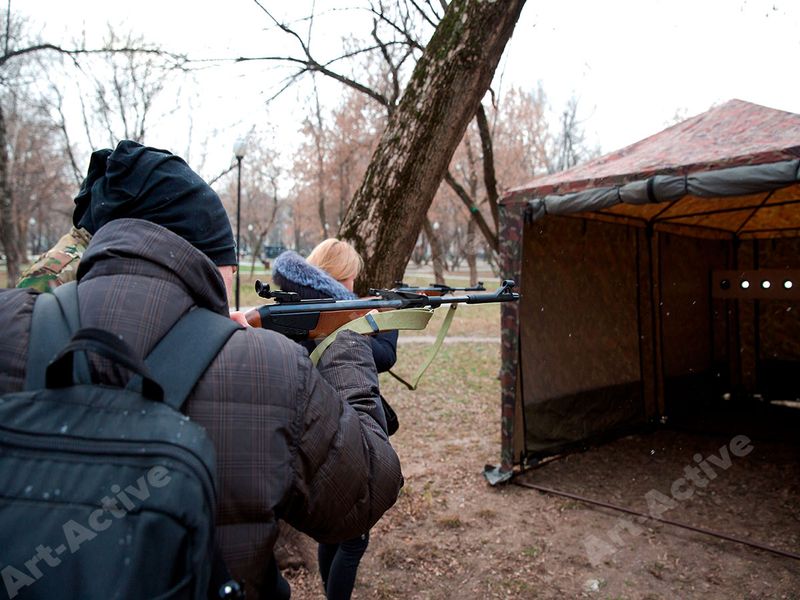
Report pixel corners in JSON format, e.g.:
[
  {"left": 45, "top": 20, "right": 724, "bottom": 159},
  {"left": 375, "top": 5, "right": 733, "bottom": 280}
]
[{"left": 263, "top": 245, "right": 287, "bottom": 259}]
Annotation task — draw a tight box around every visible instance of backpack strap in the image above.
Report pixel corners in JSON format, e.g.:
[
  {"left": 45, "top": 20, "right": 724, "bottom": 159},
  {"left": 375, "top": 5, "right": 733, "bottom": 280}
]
[
  {"left": 24, "top": 282, "right": 89, "bottom": 390},
  {"left": 25, "top": 292, "right": 70, "bottom": 390},
  {"left": 144, "top": 310, "right": 245, "bottom": 598},
  {"left": 52, "top": 280, "right": 81, "bottom": 333},
  {"left": 142, "top": 308, "right": 242, "bottom": 411}
]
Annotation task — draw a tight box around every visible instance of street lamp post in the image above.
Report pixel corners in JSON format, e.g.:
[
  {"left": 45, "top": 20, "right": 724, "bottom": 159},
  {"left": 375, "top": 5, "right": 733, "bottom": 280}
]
[{"left": 233, "top": 139, "right": 247, "bottom": 310}]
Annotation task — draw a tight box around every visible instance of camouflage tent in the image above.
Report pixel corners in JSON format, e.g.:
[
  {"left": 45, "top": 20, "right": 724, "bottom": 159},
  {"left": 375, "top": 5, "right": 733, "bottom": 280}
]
[{"left": 492, "top": 99, "right": 800, "bottom": 480}]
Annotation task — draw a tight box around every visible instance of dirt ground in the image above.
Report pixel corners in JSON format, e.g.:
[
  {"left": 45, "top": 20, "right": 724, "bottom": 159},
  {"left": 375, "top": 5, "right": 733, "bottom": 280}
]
[{"left": 275, "top": 331, "right": 800, "bottom": 600}]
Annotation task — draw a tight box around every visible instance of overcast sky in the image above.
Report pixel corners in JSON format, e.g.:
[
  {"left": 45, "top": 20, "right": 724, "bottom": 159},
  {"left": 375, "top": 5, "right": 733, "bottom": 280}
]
[{"left": 17, "top": 0, "right": 800, "bottom": 180}]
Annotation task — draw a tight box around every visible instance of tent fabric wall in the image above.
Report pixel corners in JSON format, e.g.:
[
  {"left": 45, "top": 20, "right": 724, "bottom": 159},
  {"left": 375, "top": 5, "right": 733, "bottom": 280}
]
[
  {"left": 657, "top": 233, "right": 731, "bottom": 414},
  {"left": 498, "top": 201, "right": 525, "bottom": 471},
  {"left": 518, "top": 217, "right": 650, "bottom": 458},
  {"left": 494, "top": 100, "right": 800, "bottom": 474},
  {"left": 738, "top": 237, "right": 800, "bottom": 399},
  {"left": 502, "top": 205, "right": 800, "bottom": 468}
]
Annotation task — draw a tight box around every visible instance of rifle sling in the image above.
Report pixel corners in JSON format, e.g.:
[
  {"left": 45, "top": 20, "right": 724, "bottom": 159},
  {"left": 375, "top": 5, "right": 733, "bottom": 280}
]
[
  {"left": 386, "top": 303, "right": 458, "bottom": 391},
  {"left": 308, "top": 304, "right": 458, "bottom": 392},
  {"left": 308, "top": 307, "right": 435, "bottom": 366}
]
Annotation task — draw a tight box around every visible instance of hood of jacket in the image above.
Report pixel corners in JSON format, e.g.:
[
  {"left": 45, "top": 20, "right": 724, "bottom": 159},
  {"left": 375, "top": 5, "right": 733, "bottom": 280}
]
[
  {"left": 271, "top": 250, "right": 356, "bottom": 301},
  {"left": 77, "top": 218, "right": 230, "bottom": 316}
]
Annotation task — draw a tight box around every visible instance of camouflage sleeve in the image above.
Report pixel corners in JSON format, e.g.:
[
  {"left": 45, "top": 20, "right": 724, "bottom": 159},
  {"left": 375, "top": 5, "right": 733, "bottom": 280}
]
[{"left": 16, "top": 227, "right": 92, "bottom": 293}]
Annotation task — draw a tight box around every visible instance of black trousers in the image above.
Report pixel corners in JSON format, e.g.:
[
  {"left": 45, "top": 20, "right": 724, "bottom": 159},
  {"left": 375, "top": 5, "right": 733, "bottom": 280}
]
[{"left": 317, "top": 532, "right": 370, "bottom": 600}]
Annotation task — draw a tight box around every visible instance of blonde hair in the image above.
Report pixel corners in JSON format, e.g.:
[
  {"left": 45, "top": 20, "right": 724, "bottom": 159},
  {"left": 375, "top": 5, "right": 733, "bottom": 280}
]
[{"left": 307, "top": 238, "right": 363, "bottom": 283}]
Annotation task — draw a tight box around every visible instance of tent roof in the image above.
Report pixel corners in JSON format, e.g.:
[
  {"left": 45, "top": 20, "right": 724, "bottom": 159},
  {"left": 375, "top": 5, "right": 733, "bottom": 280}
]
[
  {"left": 502, "top": 100, "right": 800, "bottom": 239},
  {"left": 506, "top": 99, "right": 800, "bottom": 199}
]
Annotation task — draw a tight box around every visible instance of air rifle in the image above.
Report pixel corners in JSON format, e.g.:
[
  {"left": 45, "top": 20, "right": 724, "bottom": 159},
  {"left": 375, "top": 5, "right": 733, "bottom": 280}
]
[{"left": 243, "top": 280, "right": 519, "bottom": 341}]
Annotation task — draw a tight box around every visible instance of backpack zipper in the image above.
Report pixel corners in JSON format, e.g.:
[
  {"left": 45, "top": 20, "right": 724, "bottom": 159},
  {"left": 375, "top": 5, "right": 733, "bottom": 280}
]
[{"left": 0, "top": 425, "right": 216, "bottom": 511}]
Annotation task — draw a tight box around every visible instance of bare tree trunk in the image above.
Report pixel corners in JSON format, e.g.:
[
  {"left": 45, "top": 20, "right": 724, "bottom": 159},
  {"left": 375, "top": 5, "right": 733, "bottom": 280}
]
[
  {"left": 248, "top": 191, "right": 279, "bottom": 275},
  {"left": 312, "top": 80, "right": 328, "bottom": 239},
  {"left": 14, "top": 209, "right": 27, "bottom": 265},
  {"left": 0, "top": 105, "right": 21, "bottom": 286},
  {"left": 475, "top": 104, "right": 500, "bottom": 230},
  {"left": 423, "top": 218, "right": 446, "bottom": 285},
  {"left": 411, "top": 232, "right": 427, "bottom": 267},
  {"left": 484, "top": 242, "right": 500, "bottom": 277},
  {"left": 463, "top": 136, "right": 480, "bottom": 286},
  {"left": 249, "top": 231, "right": 267, "bottom": 276},
  {"left": 292, "top": 206, "right": 302, "bottom": 252},
  {"left": 466, "top": 210, "right": 478, "bottom": 286},
  {"left": 339, "top": 0, "right": 526, "bottom": 294}
]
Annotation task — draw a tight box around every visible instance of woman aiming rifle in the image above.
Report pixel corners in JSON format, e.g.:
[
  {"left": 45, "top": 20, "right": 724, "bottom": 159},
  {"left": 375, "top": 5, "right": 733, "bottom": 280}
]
[{"left": 271, "top": 238, "right": 399, "bottom": 600}]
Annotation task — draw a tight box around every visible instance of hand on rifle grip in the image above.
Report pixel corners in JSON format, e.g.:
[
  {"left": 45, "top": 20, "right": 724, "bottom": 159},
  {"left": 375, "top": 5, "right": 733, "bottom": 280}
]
[{"left": 229, "top": 311, "right": 250, "bottom": 327}]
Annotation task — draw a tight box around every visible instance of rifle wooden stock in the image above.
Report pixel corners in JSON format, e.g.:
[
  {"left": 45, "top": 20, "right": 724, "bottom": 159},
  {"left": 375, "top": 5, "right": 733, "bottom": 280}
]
[{"left": 244, "top": 306, "right": 389, "bottom": 339}]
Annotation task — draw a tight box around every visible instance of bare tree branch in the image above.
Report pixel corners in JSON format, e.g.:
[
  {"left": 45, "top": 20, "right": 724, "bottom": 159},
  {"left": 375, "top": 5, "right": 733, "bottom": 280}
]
[
  {"left": 371, "top": 18, "right": 402, "bottom": 109},
  {"left": 4, "top": 0, "right": 10, "bottom": 57},
  {"left": 250, "top": 2, "right": 395, "bottom": 108},
  {"left": 45, "top": 85, "right": 83, "bottom": 186},
  {"left": 0, "top": 43, "right": 186, "bottom": 68},
  {"left": 443, "top": 170, "right": 498, "bottom": 252},
  {"left": 475, "top": 104, "right": 499, "bottom": 230},
  {"left": 311, "top": 75, "right": 328, "bottom": 238},
  {"left": 207, "top": 162, "right": 237, "bottom": 186},
  {"left": 233, "top": 52, "right": 392, "bottom": 108},
  {"left": 407, "top": 0, "right": 445, "bottom": 29},
  {"left": 368, "top": 2, "right": 425, "bottom": 52}
]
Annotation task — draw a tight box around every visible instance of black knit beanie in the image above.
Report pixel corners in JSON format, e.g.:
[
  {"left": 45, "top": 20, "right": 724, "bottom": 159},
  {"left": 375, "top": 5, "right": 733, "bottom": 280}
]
[{"left": 73, "top": 140, "right": 237, "bottom": 266}]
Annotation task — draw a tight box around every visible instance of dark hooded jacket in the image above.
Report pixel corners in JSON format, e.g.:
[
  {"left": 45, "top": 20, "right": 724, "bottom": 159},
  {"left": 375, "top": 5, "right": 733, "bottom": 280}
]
[
  {"left": 271, "top": 250, "right": 399, "bottom": 372},
  {"left": 0, "top": 219, "right": 403, "bottom": 598}
]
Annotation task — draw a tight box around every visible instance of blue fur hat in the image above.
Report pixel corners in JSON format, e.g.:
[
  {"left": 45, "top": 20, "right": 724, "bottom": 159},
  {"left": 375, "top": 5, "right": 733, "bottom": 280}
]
[{"left": 271, "top": 250, "right": 357, "bottom": 300}]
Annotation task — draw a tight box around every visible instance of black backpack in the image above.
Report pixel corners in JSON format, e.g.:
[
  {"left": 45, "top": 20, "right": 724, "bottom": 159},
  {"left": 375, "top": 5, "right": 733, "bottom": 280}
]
[{"left": 0, "top": 282, "right": 242, "bottom": 600}]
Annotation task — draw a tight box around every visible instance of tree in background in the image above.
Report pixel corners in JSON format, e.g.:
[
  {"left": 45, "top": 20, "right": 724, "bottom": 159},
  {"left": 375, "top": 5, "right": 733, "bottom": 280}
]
[
  {"left": 288, "top": 87, "right": 384, "bottom": 250},
  {"left": 5, "top": 101, "right": 73, "bottom": 260},
  {"left": 338, "top": 0, "right": 526, "bottom": 292},
  {"left": 0, "top": 6, "right": 188, "bottom": 285},
  {"left": 249, "top": 0, "right": 505, "bottom": 289},
  {"left": 37, "top": 26, "right": 190, "bottom": 186},
  {"left": 437, "top": 85, "right": 598, "bottom": 283},
  {"left": 215, "top": 135, "right": 283, "bottom": 274},
  {"left": 271, "top": 1, "right": 598, "bottom": 287},
  {"left": 0, "top": 9, "right": 74, "bottom": 284}
]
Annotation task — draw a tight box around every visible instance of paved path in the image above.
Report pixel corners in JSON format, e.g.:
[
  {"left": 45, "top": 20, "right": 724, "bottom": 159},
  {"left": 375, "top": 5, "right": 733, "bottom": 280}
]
[{"left": 398, "top": 335, "right": 499, "bottom": 344}]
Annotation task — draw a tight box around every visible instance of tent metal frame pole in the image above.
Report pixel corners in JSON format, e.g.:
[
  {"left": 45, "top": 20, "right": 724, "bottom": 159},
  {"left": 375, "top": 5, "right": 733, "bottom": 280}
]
[
  {"left": 656, "top": 193, "right": 793, "bottom": 223},
  {"left": 707, "top": 266, "right": 716, "bottom": 394},
  {"left": 656, "top": 222, "right": 737, "bottom": 237},
  {"left": 652, "top": 229, "right": 666, "bottom": 417},
  {"left": 739, "top": 227, "right": 800, "bottom": 236},
  {"left": 635, "top": 230, "right": 647, "bottom": 416},
  {"left": 753, "top": 239, "right": 762, "bottom": 392},
  {"left": 512, "top": 479, "right": 800, "bottom": 562},
  {"left": 731, "top": 237, "right": 743, "bottom": 392},
  {"left": 733, "top": 190, "right": 778, "bottom": 237}
]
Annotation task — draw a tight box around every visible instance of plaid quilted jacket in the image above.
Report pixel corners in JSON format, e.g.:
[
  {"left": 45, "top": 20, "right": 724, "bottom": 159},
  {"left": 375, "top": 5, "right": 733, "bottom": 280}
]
[{"left": 0, "top": 218, "right": 403, "bottom": 598}]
